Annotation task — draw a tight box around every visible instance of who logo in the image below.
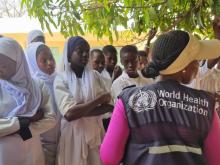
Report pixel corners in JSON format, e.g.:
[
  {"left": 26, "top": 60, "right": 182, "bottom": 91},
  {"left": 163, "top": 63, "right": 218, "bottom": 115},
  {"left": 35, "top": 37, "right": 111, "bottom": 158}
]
[{"left": 128, "top": 90, "right": 157, "bottom": 112}]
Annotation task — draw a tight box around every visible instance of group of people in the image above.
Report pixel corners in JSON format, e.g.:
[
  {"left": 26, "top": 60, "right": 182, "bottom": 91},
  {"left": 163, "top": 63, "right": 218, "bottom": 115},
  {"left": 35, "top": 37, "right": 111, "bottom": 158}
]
[{"left": 0, "top": 24, "right": 220, "bottom": 165}]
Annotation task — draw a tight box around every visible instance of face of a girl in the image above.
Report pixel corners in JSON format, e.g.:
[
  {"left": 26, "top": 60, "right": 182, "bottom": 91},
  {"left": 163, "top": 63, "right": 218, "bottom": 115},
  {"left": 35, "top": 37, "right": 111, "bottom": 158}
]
[
  {"left": 70, "top": 43, "right": 90, "bottom": 68},
  {"left": 36, "top": 47, "right": 55, "bottom": 75},
  {"left": 0, "top": 54, "right": 16, "bottom": 80}
]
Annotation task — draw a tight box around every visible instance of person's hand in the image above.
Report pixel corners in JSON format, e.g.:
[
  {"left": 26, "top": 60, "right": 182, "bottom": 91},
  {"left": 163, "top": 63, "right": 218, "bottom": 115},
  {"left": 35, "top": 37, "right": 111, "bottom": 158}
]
[
  {"left": 29, "top": 109, "right": 44, "bottom": 122},
  {"left": 97, "top": 92, "right": 112, "bottom": 104},
  {"left": 113, "top": 65, "right": 122, "bottom": 81},
  {"left": 213, "top": 17, "right": 220, "bottom": 39}
]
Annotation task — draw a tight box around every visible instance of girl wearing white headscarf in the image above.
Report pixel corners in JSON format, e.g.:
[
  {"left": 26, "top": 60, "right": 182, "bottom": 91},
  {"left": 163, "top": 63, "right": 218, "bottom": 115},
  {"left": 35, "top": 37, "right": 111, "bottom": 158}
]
[
  {"left": 26, "top": 42, "right": 60, "bottom": 165},
  {"left": 54, "top": 36, "right": 113, "bottom": 165},
  {"left": 27, "top": 30, "right": 45, "bottom": 45},
  {"left": 0, "top": 37, "right": 56, "bottom": 165}
]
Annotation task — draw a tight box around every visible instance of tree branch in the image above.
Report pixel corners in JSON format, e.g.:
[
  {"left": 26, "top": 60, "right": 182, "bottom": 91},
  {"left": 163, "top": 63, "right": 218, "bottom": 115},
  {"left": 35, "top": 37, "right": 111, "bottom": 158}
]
[{"left": 164, "top": 0, "right": 204, "bottom": 32}]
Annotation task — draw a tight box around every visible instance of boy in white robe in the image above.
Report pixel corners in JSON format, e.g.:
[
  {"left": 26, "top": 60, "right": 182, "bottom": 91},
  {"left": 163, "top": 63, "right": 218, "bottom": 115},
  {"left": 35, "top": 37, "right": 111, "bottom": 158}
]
[
  {"left": 91, "top": 49, "right": 113, "bottom": 130},
  {"left": 111, "top": 45, "right": 154, "bottom": 101},
  {"left": 103, "top": 45, "right": 122, "bottom": 81}
]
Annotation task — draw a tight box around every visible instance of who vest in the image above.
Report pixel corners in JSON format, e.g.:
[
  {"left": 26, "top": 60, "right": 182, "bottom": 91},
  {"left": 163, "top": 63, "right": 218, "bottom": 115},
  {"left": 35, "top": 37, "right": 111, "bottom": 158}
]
[{"left": 119, "top": 80, "right": 215, "bottom": 165}]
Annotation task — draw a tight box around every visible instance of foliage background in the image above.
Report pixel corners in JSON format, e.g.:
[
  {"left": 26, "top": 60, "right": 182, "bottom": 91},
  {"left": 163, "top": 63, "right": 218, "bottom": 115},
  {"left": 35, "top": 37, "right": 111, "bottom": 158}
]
[{"left": 21, "top": 0, "right": 220, "bottom": 43}]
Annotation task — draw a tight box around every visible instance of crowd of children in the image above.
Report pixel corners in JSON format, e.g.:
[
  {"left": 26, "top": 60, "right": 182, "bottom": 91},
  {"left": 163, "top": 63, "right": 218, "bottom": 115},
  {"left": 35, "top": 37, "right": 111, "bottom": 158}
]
[{"left": 0, "top": 26, "right": 220, "bottom": 165}]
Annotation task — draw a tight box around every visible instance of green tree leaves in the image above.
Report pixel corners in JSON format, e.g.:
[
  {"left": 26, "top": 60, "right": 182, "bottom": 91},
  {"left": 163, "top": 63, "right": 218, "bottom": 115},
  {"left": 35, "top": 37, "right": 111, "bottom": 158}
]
[{"left": 21, "top": 0, "right": 220, "bottom": 42}]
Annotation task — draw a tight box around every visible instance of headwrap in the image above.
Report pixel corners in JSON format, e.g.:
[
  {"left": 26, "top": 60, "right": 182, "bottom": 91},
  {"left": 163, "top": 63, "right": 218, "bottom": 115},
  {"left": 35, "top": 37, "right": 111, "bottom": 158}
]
[
  {"left": 59, "top": 36, "right": 104, "bottom": 150},
  {"left": 26, "top": 42, "right": 56, "bottom": 84},
  {"left": 67, "top": 36, "right": 90, "bottom": 62},
  {"left": 0, "top": 37, "right": 41, "bottom": 117},
  {"left": 26, "top": 42, "right": 58, "bottom": 115}
]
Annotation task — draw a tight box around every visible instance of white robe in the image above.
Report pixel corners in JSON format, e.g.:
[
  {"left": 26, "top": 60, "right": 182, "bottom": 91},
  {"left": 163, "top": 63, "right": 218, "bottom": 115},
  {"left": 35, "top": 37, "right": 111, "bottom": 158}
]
[
  {"left": 200, "top": 67, "right": 220, "bottom": 94},
  {"left": 0, "top": 79, "right": 56, "bottom": 165},
  {"left": 186, "top": 61, "right": 210, "bottom": 89},
  {"left": 26, "top": 42, "right": 60, "bottom": 165},
  {"left": 54, "top": 71, "right": 107, "bottom": 165},
  {"left": 111, "top": 71, "right": 154, "bottom": 101}
]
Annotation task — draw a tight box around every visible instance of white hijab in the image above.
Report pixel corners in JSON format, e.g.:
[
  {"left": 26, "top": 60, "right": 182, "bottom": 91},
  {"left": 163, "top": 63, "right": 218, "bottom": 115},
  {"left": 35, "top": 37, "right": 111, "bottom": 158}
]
[
  {"left": 27, "top": 30, "right": 44, "bottom": 45},
  {"left": 26, "top": 42, "right": 56, "bottom": 85},
  {"left": 0, "top": 37, "right": 41, "bottom": 117},
  {"left": 26, "top": 42, "right": 58, "bottom": 114},
  {"left": 62, "top": 40, "right": 95, "bottom": 102}
]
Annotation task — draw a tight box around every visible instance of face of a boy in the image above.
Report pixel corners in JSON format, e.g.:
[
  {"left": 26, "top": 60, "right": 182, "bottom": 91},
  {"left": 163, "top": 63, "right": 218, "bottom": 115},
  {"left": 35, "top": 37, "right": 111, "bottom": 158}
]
[
  {"left": 92, "top": 53, "right": 105, "bottom": 73},
  {"left": 0, "top": 54, "right": 16, "bottom": 80},
  {"left": 36, "top": 48, "right": 55, "bottom": 75},
  {"left": 121, "top": 52, "right": 138, "bottom": 78},
  {"left": 104, "top": 52, "right": 117, "bottom": 71}
]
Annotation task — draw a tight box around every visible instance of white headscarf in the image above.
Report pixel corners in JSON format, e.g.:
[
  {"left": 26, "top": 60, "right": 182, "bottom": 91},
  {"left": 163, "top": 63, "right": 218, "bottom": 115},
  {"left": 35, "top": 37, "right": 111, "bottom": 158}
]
[
  {"left": 26, "top": 42, "right": 56, "bottom": 85},
  {"left": 26, "top": 42, "right": 58, "bottom": 114},
  {"left": 0, "top": 37, "right": 41, "bottom": 117},
  {"left": 62, "top": 39, "right": 95, "bottom": 102},
  {"left": 27, "top": 30, "right": 44, "bottom": 45}
]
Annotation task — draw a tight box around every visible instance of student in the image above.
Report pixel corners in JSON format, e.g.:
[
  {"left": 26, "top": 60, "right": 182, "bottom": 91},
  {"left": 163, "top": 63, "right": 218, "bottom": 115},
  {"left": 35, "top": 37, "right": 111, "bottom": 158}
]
[
  {"left": 102, "top": 45, "right": 122, "bottom": 81},
  {"left": 27, "top": 30, "right": 45, "bottom": 45},
  {"left": 54, "top": 36, "right": 113, "bottom": 165},
  {"left": 111, "top": 45, "right": 153, "bottom": 101},
  {"left": 0, "top": 37, "right": 55, "bottom": 165},
  {"left": 91, "top": 49, "right": 112, "bottom": 90},
  {"left": 91, "top": 49, "right": 113, "bottom": 130},
  {"left": 91, "top": 49, "right": 105, "bottom": 74},
  {"left": 26, "top": 42, "right": 60, "bottom": 165},
  {"left": 100, "top": 30, "right": 220, "bottom": 165}
]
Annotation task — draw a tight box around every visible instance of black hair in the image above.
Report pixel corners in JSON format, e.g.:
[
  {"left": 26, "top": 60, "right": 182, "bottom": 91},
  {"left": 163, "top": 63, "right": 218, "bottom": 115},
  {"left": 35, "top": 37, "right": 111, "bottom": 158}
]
[
  {"left": 141, "top": 30, "right": 189, "bottom": 78},
  {"left": 90, "top": 49, "right": 104, "bottom": 58},
  {"left": 36, "top": 44, "right": 50, "bottom": 57},
  {"left": 120, "top": 45, "right": 138, "bottom": 59},
  {"left": 102, "top": 45, "right": 117, "bottom": 56},
  {"left": 137, "top": 51, "right": 147, "bottom": 57}
]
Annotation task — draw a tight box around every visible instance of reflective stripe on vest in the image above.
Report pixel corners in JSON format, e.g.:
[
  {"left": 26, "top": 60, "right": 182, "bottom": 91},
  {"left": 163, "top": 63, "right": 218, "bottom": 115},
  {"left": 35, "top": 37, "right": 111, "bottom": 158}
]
[{"left": 149, "top": 145, "right": 202, "bottom": 155}]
